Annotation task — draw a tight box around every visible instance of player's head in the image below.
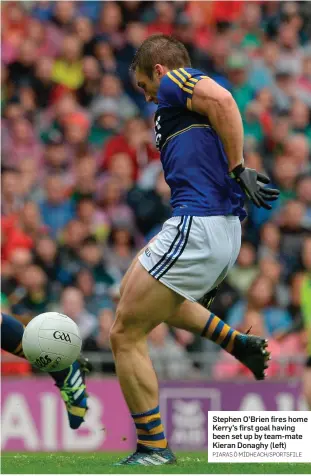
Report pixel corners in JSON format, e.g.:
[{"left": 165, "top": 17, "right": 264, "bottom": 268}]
[{"left": 130, "top": 34, "right": 191, "bottom": 103}]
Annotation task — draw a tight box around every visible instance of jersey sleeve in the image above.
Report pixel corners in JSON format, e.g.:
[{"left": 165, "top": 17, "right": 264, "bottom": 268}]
[{"left": 157, "top": 68, "right": 208, "bottom": 111}]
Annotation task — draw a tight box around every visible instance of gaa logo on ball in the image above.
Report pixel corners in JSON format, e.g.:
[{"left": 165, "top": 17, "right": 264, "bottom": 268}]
[
  {"left": 53, "top": 331, "right": 71, "bottom": 342},
  {"left": 22, "top": 312, "right": 82, "bottom": 372}
]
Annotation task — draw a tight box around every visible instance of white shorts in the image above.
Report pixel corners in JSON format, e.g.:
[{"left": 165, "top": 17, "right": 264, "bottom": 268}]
[{"left": 139, "top": 215, "right": 241, "bottom": 302}]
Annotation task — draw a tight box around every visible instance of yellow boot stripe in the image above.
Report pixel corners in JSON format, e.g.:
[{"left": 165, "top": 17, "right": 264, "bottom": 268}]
[{"left": 68, "top": 406, "right": 87, "bottom": 417}]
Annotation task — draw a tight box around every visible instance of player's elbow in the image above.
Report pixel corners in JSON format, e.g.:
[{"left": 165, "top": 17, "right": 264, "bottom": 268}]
[{"left": 218, "top": 90, "right": 235, "bottom": 110}]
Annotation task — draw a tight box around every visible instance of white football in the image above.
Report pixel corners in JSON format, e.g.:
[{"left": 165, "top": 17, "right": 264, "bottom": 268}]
[{"left": 22, "top": 312, "right": 82, "bottom": 372}]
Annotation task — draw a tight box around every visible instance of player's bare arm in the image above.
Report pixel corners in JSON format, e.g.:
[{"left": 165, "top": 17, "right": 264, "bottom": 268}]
[
  {"left": 191, "top": 77, "right": 244, "bottom": 172},
  {"left": 192, "top": 78, "right": 280, "bottom": 209}
]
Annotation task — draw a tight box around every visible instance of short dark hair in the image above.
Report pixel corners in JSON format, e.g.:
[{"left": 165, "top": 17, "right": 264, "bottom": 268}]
[{"left": 130, "top": 34, "right": 191, "bottom": 78}]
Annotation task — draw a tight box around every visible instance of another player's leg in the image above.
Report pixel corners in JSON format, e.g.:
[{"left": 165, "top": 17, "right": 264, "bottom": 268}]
[
  {"left": 1, "top": 312, "right": 90, "bottom": 429},
  {"left": 52, "top": 355, "right": 91, "bottom": 429},
  {"left": 110, "top": 261, "right": 183, "bottom": 465},
  {"left": 1, "top": 312, "right": 26, "bottom": 358}
]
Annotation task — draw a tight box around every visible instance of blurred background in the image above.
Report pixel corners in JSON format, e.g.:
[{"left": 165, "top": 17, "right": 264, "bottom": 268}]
[{"left": 1, "top": 0, "right": 311, "bottom": 452}]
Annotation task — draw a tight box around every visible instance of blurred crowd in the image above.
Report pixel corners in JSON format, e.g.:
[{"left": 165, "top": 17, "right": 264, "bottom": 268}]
[{"left": 1, "top": 1, "right": 311, "bottom": 379}]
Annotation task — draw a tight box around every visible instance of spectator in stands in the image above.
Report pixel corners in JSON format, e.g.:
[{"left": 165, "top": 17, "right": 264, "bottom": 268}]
[
  {"left": 1, "top": 167, "right": 23, "bottom": 215},
  {"left": 102, "top": 117, "right": 159, "bottom": 180},
  {"left": 227, "top": 51, "right": 254, "bottom": 117},
  {"left": 1, "top": 248, "right": 33, "bottom": 302},
  {"left": 249, "top": 39, "right": 279, "bottom": 92},
  {"left": 272, "top": 154, "right": 299, "bottom": 205},
  {"left": 98, "top": 1, "right": 123, "bottom": 48},
  {"left": 78, "top": 236, "right": 121, "bottom": 299},
  {"left": 94, "top": 39, "right": 117, "bottom": 75},
  {"left": 60, "top": 286, "right": 97, "bottom": 340},
  {"left": 11, "top": 265, "right": 50, "bottom": 319},
  {"left": 297, "top": 55, "right": 311, "bottom": 108},
  {"left": 83, "top": 308, "right": 115, "bottom": 373},
  {"left": 58, "top": 219, "right": 88, "bottom": 284},
  {"left": 106, "top": 226, "right": 137, "bottom": 276},
  {"left": 258, "top": 222, "right": 282, "bottom": 261},
  {"left": 296, "top": 175, "right": 311, "bottom": 227},
  {"left": 76, "top": 197, "right": 110, "bottom": 242},
  {"left": 97, "top": 176, "right": 135, "bottom": 229},
  {"left": 21, "top": 200, "right": 45, "bottom": 235},
  {"left": 7, "top": 39, "right": 37, "bottom": 90},
  {"left": 39, "top": 175, "right": 75, "bottom": 238},
  {"left": 259, "top": 256, "right": 288, "bottom": 307},
  {"left": 18, "top": 158, "right": 44, "bottom": 203},
  {"left": 52, "top": 34, "right": 84, "bottom": 90},
  {"left": 127, "top": 170, "right": 172, "bottom": 238},
  {"left": 278, "top": 200, "right": 309, "bottom": 277},
  {"left": 107, "top": 152, "right": 136, "bottom": 192},
  {"left": 227, "top": 274, "right": 293, "bottom": 339},
  {"left": 290, "top": 100, "right": 311, "bottom": 144},
  {"left": 33, "top": 236, "right": 62, "bottom": 299},
  {"left": 62, "top": 111, "right": 91, "bottom": 158},
  {"left": 43, "top": 136, "right": 71, "bottom": 182},
  {"left": 33, "top": 56, "right": 55, "bottom": 109},
  {"left": 1, "top": 212, "right": 33, "bottom": 265},
  {"left": 77, "top": 56, "right": 100, "bottom": 107},
  {"left": 287, "top": 272, "right": 305, "bottom": 331},
  {"left": 227, "top": 241, "right": 259, "bottom": 296},
  {"left": 284, "top": 134, "right": 310, "bottom": 171},
  {"left": 3, "top": 117, "right": 43, "bottom": 168},
  {"left": 75, "top": 267, "right": 114, "bottom": 317},
  {"left": 88, "top": 98, "right": 120, "bottom": 149},
  {"left": 73, "top": 16, "right": 96, "bottom": 57},
  {"left": 148, "top": 323, "right": 195, "bottom": 379},
  {"left": 91, "top": 73, "right": 139, "bottom": 121}
]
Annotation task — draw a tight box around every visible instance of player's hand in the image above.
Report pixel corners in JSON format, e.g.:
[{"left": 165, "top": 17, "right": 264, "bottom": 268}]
[{"left": 230, "top": 165, "right": 280, "bottom": 210}]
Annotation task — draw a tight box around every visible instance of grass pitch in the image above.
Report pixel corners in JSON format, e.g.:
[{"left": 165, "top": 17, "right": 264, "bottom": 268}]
[{"left": 1, "top": 452, "right": 311, "bottom": 474}]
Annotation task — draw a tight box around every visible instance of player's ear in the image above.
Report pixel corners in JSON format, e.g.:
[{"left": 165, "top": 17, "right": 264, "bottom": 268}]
[{"left": 154, "top": 64, "right": 165, "bottom": 78}]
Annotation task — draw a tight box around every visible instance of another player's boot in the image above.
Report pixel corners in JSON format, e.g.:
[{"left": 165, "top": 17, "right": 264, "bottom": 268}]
[
  {"left": 231, "top": 332, "right": 271, "bottom": 380},
  {"left": 115, "top": 444, "right": 177, "bottom": 466},
  {"left": 55, "top": 355, "right": 92, "bottom": 429}
]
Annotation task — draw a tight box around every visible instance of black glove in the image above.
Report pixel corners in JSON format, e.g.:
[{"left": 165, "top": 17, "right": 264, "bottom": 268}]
[{"left": 230, "top": 164, "right": 280, "bottom": 210}]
